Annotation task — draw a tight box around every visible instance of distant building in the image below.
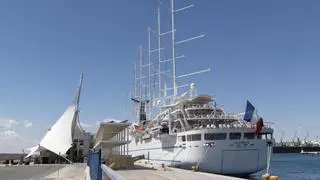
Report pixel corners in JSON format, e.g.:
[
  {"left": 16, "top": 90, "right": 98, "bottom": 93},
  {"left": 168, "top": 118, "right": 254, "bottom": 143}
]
[{"left": 67, "top": 128, "right": 92, "bottom": 162}]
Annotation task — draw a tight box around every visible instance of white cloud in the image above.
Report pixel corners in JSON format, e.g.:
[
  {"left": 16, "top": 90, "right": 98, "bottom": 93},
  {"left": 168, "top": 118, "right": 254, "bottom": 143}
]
[
  {"left": 0, "top": 119, "right": 19, "bottom": 130},
  {"left": 0, "top": 130, "right": 19, "bottom": 139},
  {"left": 9, "top": 119, "right": 19, "bottom": 125},
  {"left": 23, "top": 120, "right": 33, "bottom": 128}
]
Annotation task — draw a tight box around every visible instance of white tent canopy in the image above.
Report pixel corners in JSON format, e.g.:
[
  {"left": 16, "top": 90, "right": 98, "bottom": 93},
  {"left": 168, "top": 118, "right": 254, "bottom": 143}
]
[
  {"left": 25, "top": 105, "right": 77, "bottom": 159},
  {"left": 40, "top": 105, "right": 76, "bottom": 156}
]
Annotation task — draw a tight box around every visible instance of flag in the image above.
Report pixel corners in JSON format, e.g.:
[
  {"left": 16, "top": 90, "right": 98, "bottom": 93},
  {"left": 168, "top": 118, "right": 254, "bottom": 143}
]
[
  {"left": 255, "top": 117, "right": 264, "bottom": 135},
  {"left": 243, "top": 100, "right": 255, "bottom": 122}
]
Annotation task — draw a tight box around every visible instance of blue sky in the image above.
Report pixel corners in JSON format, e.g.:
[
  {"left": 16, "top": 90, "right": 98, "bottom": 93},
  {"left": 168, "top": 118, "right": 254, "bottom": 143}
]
[{"left": 0, "top": 0, "right": 320, "bottom": 152}]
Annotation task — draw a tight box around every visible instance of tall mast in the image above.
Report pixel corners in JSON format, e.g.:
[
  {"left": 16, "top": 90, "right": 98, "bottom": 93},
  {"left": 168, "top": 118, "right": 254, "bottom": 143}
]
[
  {"left": 74, "top": 72, "right": 83, "bottom": 162},
  {"left": 169, "top": 0, "right": 208, "bottom": 98},
  {"left": 148, "top": 27, "right": 152, "bottom": 120},
  {"left": 72, "top": 72, "right": 83, "bottom": 128},
  {"left": 139, "top": 45, "right": 143, "bottom": 99},
  {"left": 157, "top": 7, "right": 161, "bottom": 98},
  {"left": 171, "top": 0, "right": 177, "bottom": 96},
  {"left": 75, "top": 72, "right": 83, "bottom": 111},
  {"left": 134, "top": 63, "right": 137, "bottom": 97}
]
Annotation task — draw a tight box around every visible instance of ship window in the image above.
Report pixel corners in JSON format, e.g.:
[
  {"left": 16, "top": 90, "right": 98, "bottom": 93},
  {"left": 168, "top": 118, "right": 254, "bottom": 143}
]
[
  {"left": 187, "top": 135, "right": 191, "bottom": 141},
  {"left": 260, "top": 133, "right": 271, "bottom": 140},
  {"left": 178, "top": 136, "right": 186, "bottom": 142},
  {"left": 187, "top": 134, "right": 201, "bottom": 141},
  {"left": 244, "top": 133, "right": 255, "bottom": 140},
  {"left": 192, "top": 134, "right": 201, "bottom": 141},
  {"left": 229, "top": 133, "right": 241, "bottom": 140},
  {"left": 204, "top": 133, "right": 227, "bottom": 140},
  {"left": 182, "top": 136, "right": 186, "bottom": 142},
  {"left": 262, "top": 135, "right": 267, "bottom": 140}
]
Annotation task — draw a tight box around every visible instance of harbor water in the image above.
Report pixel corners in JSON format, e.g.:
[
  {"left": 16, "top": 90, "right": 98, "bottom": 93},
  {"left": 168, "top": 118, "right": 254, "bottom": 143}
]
[{"left": 251, "top": 153, "right": 320, "bottom": 180}]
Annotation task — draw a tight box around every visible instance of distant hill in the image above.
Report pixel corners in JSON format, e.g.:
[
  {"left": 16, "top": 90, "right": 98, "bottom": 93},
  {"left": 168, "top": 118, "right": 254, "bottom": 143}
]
[{"left": 0, "top": 130, "right": 33, "bottom": 153}]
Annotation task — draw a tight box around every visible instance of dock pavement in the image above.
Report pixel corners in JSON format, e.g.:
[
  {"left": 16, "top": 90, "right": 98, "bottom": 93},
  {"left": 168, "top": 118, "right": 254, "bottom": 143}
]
[
  {"left": 115, "top": 160, "right": 245, "bottom": 180},
  {"left": 0, "top": 163, "right": 86, "bottom": 180}
]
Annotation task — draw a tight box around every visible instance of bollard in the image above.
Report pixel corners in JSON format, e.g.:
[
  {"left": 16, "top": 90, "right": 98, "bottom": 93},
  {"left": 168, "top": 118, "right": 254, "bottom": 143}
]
[
  {"left": 269, "top": 176, "right": 279, "bottom": 180},
  {"left": 192, "top": 165, "right": 198, "bottom": 172},
  {"left": 161, "top": 163, "right": 166, "bottom": 171},
  {"left": 262, "top": 173, "right": 270, "bottom": 180}
]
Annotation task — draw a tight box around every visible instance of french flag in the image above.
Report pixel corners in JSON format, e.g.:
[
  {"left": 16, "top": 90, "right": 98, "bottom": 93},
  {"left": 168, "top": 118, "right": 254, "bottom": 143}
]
[{"left": 243, "top": 100, "right": 255, "bottom": 122}]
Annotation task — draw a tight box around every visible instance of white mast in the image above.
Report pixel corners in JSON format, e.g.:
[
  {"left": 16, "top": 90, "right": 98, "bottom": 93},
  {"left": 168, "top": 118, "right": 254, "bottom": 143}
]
[
  {"left": 170, "top": 0, "right": 209, "bottom": 98},
  {"left": 139, "top": 45, "right": 143, "bottom": 99},
  {"left": 75, "top": 73, "right": 83, "bottom": 163},
  {"left": 134, "top": 63, "right": 137, "bottom": 97},
  {"left": 74, "top": 72, "right": 83, "bottom": 112},
  {"left": 171, "top": 0, "right": 177, "bottom": 96},
  {"left": 148, "top": 27, "right": 152, "bottom": 120},
  {"left": 72, "top": 72, "right": 83, "bottom": 133},
  {"left": 157, "top": 7, "right": 161, "bottom": 99}
]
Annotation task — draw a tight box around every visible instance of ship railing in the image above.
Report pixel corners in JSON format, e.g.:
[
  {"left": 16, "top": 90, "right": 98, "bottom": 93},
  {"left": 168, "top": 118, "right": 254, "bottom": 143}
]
[
  {"left": 184, "top": 104, "right": 214, "bottom": 109},
  {"left": 187, "top": 113, "right": 240, "bottom": 120},
  {"left": 263, "top": 122, "right": 274, "bottom": 129},
  {"left": 190, "top": 119, "right": 273, "bottom": 130}
]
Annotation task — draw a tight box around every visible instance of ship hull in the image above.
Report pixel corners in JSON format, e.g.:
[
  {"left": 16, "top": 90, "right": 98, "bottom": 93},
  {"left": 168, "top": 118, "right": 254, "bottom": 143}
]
[{"left": 129, "top": 129, "right": 269, "bottom": 175}]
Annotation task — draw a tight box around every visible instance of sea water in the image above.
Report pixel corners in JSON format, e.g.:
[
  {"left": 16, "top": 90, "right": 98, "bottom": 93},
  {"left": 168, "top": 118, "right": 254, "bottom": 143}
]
[{"left": 251, "top": 153, "right": 320, "bottom": 180}]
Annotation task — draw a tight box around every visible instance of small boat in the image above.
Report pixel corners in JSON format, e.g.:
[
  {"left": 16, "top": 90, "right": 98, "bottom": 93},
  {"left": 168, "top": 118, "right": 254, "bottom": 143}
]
[{"left": 300, "top": 148, "right": 320, "bottom": 155}]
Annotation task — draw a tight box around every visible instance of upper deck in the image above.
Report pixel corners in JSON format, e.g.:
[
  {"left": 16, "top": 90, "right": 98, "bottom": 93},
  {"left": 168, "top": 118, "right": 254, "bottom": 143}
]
[{"left": 151, "top": 94, "right": 273, "bottom": 134}]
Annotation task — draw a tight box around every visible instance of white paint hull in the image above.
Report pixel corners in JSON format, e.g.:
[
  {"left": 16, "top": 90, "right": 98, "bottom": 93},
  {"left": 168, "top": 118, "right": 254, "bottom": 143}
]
[{"left": 129, "top": 129, "right": 268, "bottom": 175}]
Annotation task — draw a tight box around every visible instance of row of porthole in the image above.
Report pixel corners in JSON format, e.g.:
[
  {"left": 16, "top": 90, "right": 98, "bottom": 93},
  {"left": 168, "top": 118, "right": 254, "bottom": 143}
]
[{"left": 178, "top": 132, "right": 272, "bottom": 142}]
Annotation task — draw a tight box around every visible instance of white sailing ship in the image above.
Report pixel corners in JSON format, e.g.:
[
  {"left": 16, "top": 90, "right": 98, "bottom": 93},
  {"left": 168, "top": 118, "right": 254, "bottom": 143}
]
[{"left": 128, "top": 0, "right": 274, "bottom": 176}]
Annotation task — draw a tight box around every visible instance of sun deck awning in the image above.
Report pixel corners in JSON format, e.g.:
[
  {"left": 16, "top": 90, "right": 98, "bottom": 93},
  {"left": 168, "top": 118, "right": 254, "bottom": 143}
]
[
  {"left": 93, "top": 140, "right": 131, "bottom": 149},
  {"left": 185, "top": 95, "right": 212, "bottom": 104},
  {"left": 94, "top": 122, "right": 131, "bottom": 150},
  {"left": 95, "top": 122, "right": 131, "bottom": 141}
]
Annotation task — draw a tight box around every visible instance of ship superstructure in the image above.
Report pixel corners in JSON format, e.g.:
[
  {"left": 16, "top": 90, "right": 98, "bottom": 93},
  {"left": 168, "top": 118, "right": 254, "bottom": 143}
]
[{"left": 128, "top": 0, "right": 274, "bottom": 175}]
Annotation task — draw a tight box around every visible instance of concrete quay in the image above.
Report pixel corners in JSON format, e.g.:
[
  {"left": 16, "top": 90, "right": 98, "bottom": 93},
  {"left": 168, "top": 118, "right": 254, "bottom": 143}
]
[
  {"left": 114, "top": 160, "right": 245, "bottom": 180},
  {"left": 0, "top": 163, "right": 87, "bottom": 180}
]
